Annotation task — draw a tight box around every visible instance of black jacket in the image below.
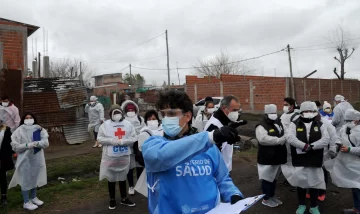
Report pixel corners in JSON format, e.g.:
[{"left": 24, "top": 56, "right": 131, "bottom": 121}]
[
  {"left": 205, "top": 109, "right": 231, "bottom": 150},
  {"left": 0, "top": 127, "right": 15, "bottom": 171}
]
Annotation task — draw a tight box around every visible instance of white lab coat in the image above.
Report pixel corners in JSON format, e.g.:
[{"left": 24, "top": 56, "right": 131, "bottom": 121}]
[
  {"left": 98, "top": 119, "right": 137, "bottom": 182},
  {"left": 9, "top": 125, "right": 49, "bottom": 191},
  {"left": 135, "top": 124, "right": 164, "bottom": 197},
  {"left": 256, "top": 125, "right": 285, "bottom": 182},
  {"left": 325, "top": 125, "right": 360, "bottom": 189},
  {"left": 282, "top": 120, "right": 330, "bottom": 189},
  {"left": 193, "top": 113, "right": 211, "bottom": 132},
  {"left": 332, "top": 101, "right": 354, "bottom": 134},
  {"left": 85, "top": 102, "right": 105, "bottom": 133}
]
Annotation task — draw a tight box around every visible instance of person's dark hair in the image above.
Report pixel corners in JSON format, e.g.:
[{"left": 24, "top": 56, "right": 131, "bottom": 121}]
[
  {"left": 205, "top": 96, "right": 213, "bottom": 102},
  {"left": 284, "top": 97, "right": 296, "bottom": 107},
  {"left": 1, "top": 95, "right": 9, "bottom": 101},
  {"left": 20, "top": 112, "right": 39, "bottom": 125},
  {"left": 313, "top": 101, "right": 321, "bottom": 107},
  {"left": 144, "top": 110, "right": 161, "bottom": 126},
  {"left": 220, "top": 95, "right": 239, "bottom": 108},
  {"left": 156, "top": 90, "right": 193, "bottom": 123}
]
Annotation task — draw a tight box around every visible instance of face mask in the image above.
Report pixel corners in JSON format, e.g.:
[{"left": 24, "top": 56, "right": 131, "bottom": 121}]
[
  {"left": 147, "top": 120, "right": 159, "bottom": 129},
  {"left": 162, "top": 116, "right": 185, "bottom": 137},
  {"left": 302, "top": 113, "right": 315, "bottom": 119},
  {"left": 227, "top": 111, "right": 239, "bottom": 122},
  {"left": 268, "top": 114, "right": 278, "bottom": 120},
  {"left": 24, "top": 119, "right": 34, "bottom": 126},
  {"left": 127, "top": 112, "right": 136, "bottom": 118},
  {"left": 346, "top": 121, "right": 357, "bottom": 129},
  {"left": 90, "top": 101, "right": 96, "bottom": 105},
  {"left": 2, "top": 102, "right": 9, "bottom": 107},
  {"left": 283, "top": 106, "right": 289, "bottom": 113},
  {"left": 324, "top": 109, "right": 331, "bottom": 113},
  {"left": 207, "top": 108, "right": 215, "bottom": 114},
  {"left": 112, "top": 114, "right": 122, "bottom": 122}
]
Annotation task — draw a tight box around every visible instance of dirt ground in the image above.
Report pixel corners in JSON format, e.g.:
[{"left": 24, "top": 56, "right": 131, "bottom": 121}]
[{"left": 40, "top": 144, "right": 353, "bottom": 214}]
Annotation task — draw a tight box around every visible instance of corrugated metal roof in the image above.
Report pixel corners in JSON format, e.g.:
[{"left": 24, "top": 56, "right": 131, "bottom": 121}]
[
  {"left": 23, "top": 92, "right": 61, "bottom": 114},
  {"left": 56, "top": 87, "right": 88, "bottom": 109},
  {"left": 24, "top": 78, "right": 82, "bottom": 92},
  {"left": 63, "top": 117, "right": 91, "bottom": 145}
]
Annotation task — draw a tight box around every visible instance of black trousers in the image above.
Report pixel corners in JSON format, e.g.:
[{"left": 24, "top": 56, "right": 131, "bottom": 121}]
[
  {"left": 319, "top": 167, "right": 329, "bottom": 196},
  {"left": 261, "top": 180, "right": 277, "bottom": 200},
  {"left": 108, "top": 181, "right": 127, "bottom": 200},
  {"left": 298, "top": 187, "right": 318, "bottom": 208},
  {"left": 127, "top": 167, "right": 144, "bottom": 187},
  {"left": 94, "top": 131, "right": 98, "bottom": 141},
  {"left": 0, "top": 169, "right": 7, "bottom": 195}
]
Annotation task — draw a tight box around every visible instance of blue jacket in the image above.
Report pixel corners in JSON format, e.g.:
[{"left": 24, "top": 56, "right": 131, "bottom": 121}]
[{"left": 142, "top": 131, "right": 242, "bottom": 214}]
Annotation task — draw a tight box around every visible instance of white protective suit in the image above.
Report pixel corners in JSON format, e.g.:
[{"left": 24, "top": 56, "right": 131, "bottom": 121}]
[
  {"left": 0, "top": 104, "right": 21, "bottom": 132},
  {"left": 9, "top": 125, "right": 49, "bottom": 191},
  {"left": 282, "top": 119, "right": 330, "bottom": 189},
  {"left": 256, "top": 124, "right": 285, "bottom": 182},
  {"left": 332, "top": 101, "right": 354, "bottom": 134},
  {"left": 134, "top": 124, "right": 163, "bottom": 197},
  {"left": 98, "top": 119, "right": 137, "bottom": 182},
  {"left": 320, "top": 117, "right": 337, "bottom": 162},
  {"left": 121, "top": 100, "right": 145, "bottom": 169},
  {"left": 85, "top": 102, "right": 105, "bottom": 133},
  {"left": 193, "top": 112, "right": 211, "bottom": 132}
]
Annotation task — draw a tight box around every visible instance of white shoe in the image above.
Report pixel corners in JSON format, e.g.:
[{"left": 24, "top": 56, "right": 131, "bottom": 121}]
[
  {"left": 98, "top": 144, "right": 102, "bottom": 148},
  {"left": 128, "top": 187, "right": 135, "bottom": 195},
  {"left": 31, "top": 197, "right": 44, "bottom": 206},
  {"left": 23, "top": 201, "right": 38, "bottom": 210}
]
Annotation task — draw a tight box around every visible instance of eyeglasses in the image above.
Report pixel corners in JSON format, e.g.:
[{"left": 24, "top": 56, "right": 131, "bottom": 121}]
[{"left": 159, "top": 109, "right": 184, "bottom": 118}]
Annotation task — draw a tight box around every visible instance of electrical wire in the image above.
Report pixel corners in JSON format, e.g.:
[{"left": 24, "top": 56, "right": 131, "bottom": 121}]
[
  {"left": 293, "top": 41, "right": 360, "bottom": 51},
  {"left": 292, "top": 37, "right": 360, "bottom": 49}
]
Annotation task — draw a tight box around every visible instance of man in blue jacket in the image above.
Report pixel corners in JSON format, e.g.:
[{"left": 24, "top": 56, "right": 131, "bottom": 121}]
[{"left": 142, "top": 90, "right": 243, "bottom": 214}]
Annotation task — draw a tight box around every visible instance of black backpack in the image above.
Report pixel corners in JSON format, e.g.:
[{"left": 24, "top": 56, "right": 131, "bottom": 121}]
[{"left": 134, "top": 130, "right": 152, "bottom": 167}]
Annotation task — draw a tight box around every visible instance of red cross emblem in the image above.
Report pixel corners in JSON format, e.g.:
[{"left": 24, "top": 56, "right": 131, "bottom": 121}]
[{"left": 115, "top": 128, "right": 126, "bottom": 139}]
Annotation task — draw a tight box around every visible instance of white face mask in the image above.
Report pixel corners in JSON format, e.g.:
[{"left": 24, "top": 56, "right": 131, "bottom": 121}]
[
  {"left": 127, "top": 112, "right": 136, "bottom": 118},
  {"left": 207, "top": 108, "right": 215, "bottom": 114},
  {"left": 267, "top": 114, "right": 278, "bottom": 120},
  {"left": 2, "top": 102, "right": 9, "bottom": 107},
  {"left": 112, "top": 114, "right": 122, "bottom": 122},
  {"left": 346, "top": 121, "right": 357, "bottom": 129},
  {"left": 324, "top": 108, "right": 331, "bottom": 113},
  {"left": 302, "top": 113, "right": 315, "bottom": 119},
  {"left": 283, "top": 106, "right": 289, "bottom": 113},
  {"left": 147, "top": 120, "right": 159, "bottom": 129},
  {"left": 24, "top": 119, "right": 34, "bottom": 126},
  {"left": 227, "top": 111, "right": 239, "bottom": 122}
]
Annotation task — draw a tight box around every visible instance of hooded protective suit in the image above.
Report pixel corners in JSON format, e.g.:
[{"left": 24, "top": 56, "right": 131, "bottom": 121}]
[
  {"left": 121, "top": 100, "right": 145, "bottom": 169},
  {"left": 143, "top": 131, "right": 242, "bottom": 214},
  {"left": 0, "top": 104, "right": 21, "bottom": 132},
  {"left": 98, "top": 118, "right": 137, "bottom": 182},
  {"left": 9, "top": 125, "right": 49, "bottom": 191},
  {"left": 85, "top": 102, "right": 105, "bottom": 133},
  {"left": 325, "top": 109, "right": 360, "bottom": 189},
  {"left": 332, "top": 96, "right": 354, "bottom": 134}
]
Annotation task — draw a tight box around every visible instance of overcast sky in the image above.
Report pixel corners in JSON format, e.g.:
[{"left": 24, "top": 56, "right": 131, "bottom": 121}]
[{"left": 1, "top": 0, "right": 360, "bottom": 85}]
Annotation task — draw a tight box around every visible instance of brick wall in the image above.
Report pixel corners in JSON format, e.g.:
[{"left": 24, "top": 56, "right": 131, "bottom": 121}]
[{"left": 186, "top": 74, "right": 360, "bottom": 112}]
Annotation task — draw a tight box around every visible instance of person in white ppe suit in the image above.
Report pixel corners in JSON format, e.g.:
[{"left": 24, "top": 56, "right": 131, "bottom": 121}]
[
  {"left": 98, "top": 105, "right": 137, "bottom": 210},
  {"left": 282, "top": 101, "right": 329, "bottom": 214},
  {"left": 121, "top": 100, "right": 145, "bottom": 195},
  {"left": 332, "top": 95, "right": 354, "bottom": 135},
  {"left": 256, "top": 104, "right": 287, "bottom": 208},
  {"left": 326, "top": 109, "right": 360, "bottom": 214},
  {"left": 193, "top": 100, "right": 215, "bottom": 132},
  {"left": 319, "top": 101, "right": 334, "bottom": 121},
  {"left": 9, "top": 113, "right": 49, "bottom": 211},
  {"left": 0, "top": 95, "right": 21, "bottom": 132},
  {"left": 85, "top": 96, "right": 105, "bottom": 148},
  {"left": 280, "top": 97, "right": 299, "bottom": 131},
  {"left": 134, "top": 110, "right": 163, "bottom": 197}
]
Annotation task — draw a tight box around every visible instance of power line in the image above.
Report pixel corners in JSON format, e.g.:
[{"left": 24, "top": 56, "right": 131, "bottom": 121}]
[
  {"left": 293, "top": 41, "right": 360, "bottom": 51},
  {"left": 132, "top": 66, "right": 169, "bottom": 71},
  {"left": 92, "top": 54, "right": 167, "bottom": 64},
  {"left": 92, "top": 32, "right": 165, "bottom": 62},
  {"left": 293, "top": 37, "right": 360, "bottom": 49}
]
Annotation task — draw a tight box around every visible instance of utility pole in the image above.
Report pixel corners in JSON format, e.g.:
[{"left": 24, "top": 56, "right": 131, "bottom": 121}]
[
  {"left": 79, "top": 61, "right": 83, "bottom": 86},
  {"left": 176, "top": 62, "right": 180, "bottom": 85},
  {"left": 287, "top": 44, "right": 295, "bottom": 99},
  {"left": 129, "top": 64, "right": 132, "bottom": 92},
  {"left": 38, "top": 52, "right": 41, "bottom": 78},
  {"left": 166, "top": 30, "right": 170, "bottom": 87}
]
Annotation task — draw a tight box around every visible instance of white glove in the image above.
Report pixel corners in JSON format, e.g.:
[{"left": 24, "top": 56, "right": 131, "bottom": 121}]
[
  {"left": 111, "top": 139, "right": 122, "bottom": 146},
  {"left": 27, "top": 142, "right": 36, "bottom": 149},
  {"left": 279, "top": 137, "right": 286, "bottom": 145}
]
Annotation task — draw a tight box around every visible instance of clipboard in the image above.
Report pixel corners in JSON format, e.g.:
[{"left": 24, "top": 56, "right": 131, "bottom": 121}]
[
  {"left": 206, "top": 194, "right": 264, "bottom": 214},
  {"left": 33, "top": 129, "right": 42, "bottom": 154}
]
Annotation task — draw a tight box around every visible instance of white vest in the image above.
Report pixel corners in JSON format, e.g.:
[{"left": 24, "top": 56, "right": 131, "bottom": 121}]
[{"left": 204, "top": 116, "right": 233, "bottom": 172}]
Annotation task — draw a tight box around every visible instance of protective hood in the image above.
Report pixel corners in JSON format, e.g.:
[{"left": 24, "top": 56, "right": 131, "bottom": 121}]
[{"left": 121, "top": 100, "right": 140, "bottom": 114}]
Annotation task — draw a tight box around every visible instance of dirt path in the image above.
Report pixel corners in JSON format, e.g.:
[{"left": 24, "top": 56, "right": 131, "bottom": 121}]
[
  {"left": 45, "top": 142, "right": 102, "bottom": 160},
  {"left": 57, "top": 155, "right": 352, "bottom": 214}
]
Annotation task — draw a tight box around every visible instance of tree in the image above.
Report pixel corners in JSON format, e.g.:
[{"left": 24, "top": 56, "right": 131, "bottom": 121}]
[
  {"left": 123, "top": 73, "right": 145, "bottom": 88},
  {"left": 193, "top": 51, "right": 256, "bottom": 78},
  {"left": 50, "top": 58, "right": 94, "bottom": 86},
  {"left": 330, "top": 26, "right": 356, "bottom": 80}
]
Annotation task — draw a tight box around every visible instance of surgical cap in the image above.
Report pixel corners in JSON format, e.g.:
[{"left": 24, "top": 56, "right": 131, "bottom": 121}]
[
  {"left": 90, "top": 96, "right": 97, "bottom": 101},
  {"left": 300, "top": 101, "right": 317, "bottom": 113},
  {"left": 264, "top": 104, "right": 277, "bottom": 114},
  {"left": 323, "top": 101, "right": 331, "bottom": 110},
  {"left": 344, "top": 109, "right": 360, "bottom": 121},
  {"left": 334, "top": 95, "right": 345, "bottom": 102}
]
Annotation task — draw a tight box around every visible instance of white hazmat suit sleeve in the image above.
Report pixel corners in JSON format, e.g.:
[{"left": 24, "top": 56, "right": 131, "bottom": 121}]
[
  {"left": 85, "top": 104, "right": 90, "bottom": 113},
  {"left": 255, "top": 126, "right": 284, "bottom": 146},
  {"left": 35, "top": 129, "right": 49, "bottom": 149},
  {"left": 98, "top": 104, "right": 105, "bottom": 122},
  {"left": 349, "top": 129, "right": 360, "bottom": 155},
  {"left": 138, "top": 132, "right": 151, "bottom": 152},
  {"left": 193, "top": 114, "right": 205, "bottom": 132},
  {"left": 286, "top": 123, "right": 307, "bottom": 149},
  {"left": 311, "top": 124, "right": 330, "bottom": 150},
  {"left": 11, "top": 128, "right": 28, "bottom": 153},
  {"left": 332, "top": 106, "right": 341, "bottom": 127},
  {"left": 120, "top": 124, "right": 137, "bottom": 146},
  {"left": 97, "top": 124, "right": 118, "bottom": 146}
]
